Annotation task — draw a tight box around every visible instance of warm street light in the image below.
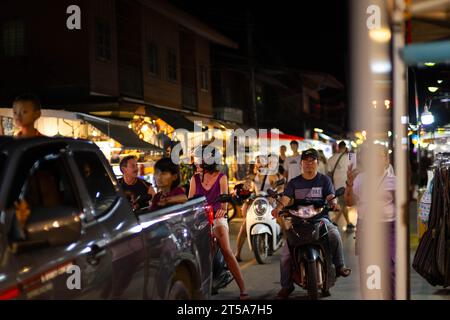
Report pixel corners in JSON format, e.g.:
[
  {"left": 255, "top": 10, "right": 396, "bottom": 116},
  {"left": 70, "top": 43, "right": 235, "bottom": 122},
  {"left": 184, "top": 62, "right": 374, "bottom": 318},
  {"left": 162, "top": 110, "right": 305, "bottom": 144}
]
[
  {"left": 424, "top": 62, "right": 436, "bottom": 67},
  {"left": 428, "top": 86, "right": 439, "bottom": 93},
  {"left": 421, "top": 105, "right": 434, "bottom": 125},
  {"left": 314, "top": 128, "right": 323, "bottom": 133}
]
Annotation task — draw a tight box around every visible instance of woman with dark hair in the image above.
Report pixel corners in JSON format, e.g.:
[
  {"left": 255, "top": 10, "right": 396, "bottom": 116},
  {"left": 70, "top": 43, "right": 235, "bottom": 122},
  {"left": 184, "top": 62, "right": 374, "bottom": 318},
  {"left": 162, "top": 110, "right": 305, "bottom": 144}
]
[
  {"left": 150, "top": 158, "right": 187, "bottom": 211},
  {"left": 188, "top": 145, "right": 249, "bottom": 300}
]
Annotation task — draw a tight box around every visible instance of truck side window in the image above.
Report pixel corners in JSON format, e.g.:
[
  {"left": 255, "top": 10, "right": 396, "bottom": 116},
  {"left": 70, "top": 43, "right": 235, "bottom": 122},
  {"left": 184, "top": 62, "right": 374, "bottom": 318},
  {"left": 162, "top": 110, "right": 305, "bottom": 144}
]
[
  {"left": 6, "top": 151, "right": 81, "bottom": 240},
  {"left": 73, "top": 152, "right": 118, "bottom": 217}
]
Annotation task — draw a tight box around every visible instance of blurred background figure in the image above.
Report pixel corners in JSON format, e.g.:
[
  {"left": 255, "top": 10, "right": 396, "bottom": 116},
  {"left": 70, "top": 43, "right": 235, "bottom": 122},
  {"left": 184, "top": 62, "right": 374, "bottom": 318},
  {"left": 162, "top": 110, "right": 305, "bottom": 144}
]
[
  {"left": 278, "top": 145, "right": 287, "bottom": 176},
  {"left": 317, "top": 150, "right": 327, "bottom": 175},
  {"left": 327, "top": 141, "right": 355, "bottom": 231},
  {"left": 283, "top": 140, "right": 302, "bottom": 182}
]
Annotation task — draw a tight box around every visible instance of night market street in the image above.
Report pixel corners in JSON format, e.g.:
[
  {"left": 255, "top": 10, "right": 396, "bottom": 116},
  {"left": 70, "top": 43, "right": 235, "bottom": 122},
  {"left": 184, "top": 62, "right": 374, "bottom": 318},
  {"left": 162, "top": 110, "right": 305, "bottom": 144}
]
[{"left": 1, "top": 0, "right": 450, "bottom": 304}]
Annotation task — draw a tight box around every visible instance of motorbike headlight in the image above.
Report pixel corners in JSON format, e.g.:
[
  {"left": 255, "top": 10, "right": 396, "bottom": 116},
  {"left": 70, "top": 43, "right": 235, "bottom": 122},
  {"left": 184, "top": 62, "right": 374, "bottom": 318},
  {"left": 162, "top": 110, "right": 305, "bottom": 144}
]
[{"left": 254, "top": 199, "right": 268, "bottom": 216}]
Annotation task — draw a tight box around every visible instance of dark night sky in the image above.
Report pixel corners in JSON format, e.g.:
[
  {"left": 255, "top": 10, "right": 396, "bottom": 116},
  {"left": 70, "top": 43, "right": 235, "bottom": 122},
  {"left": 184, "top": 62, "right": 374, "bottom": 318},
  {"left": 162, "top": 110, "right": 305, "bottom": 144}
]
[{"left": 171, "top": 0, "right": 349, "bottom": 84}]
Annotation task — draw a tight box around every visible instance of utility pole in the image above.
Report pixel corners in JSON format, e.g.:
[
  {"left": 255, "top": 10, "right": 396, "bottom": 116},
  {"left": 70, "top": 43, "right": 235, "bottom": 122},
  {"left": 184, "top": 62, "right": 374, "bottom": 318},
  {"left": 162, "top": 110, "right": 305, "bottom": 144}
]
[{"left": 247, "top": 10, "right": 258, "bottom": 128}]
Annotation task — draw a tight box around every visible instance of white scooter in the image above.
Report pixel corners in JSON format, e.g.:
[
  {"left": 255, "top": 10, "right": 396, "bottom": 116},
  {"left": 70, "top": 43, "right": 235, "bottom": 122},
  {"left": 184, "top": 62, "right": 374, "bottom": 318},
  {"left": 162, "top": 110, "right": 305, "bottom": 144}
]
[{"left": 244, "top": 179, "right": 285, "bottom": 264}]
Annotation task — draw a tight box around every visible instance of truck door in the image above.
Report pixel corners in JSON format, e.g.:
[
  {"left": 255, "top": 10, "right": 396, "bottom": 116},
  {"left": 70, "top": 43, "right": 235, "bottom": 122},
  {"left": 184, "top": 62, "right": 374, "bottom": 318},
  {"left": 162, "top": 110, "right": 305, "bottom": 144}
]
[
  {"left": 70, "top": 150, "right": 148, "bottom": 299},
  {"left": 2, "top": 145, "right": 113, "bottom": 299}
]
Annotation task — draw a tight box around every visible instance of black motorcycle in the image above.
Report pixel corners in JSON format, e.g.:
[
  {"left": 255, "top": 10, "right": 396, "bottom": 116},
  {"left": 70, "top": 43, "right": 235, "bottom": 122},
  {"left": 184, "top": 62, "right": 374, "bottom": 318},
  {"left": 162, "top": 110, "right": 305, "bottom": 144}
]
[
  {"left": 277, "top": 187, "right": 346, "bottom": 300},
  {"left": 207, "top": 195, "right": 237, "bottom": 295}
]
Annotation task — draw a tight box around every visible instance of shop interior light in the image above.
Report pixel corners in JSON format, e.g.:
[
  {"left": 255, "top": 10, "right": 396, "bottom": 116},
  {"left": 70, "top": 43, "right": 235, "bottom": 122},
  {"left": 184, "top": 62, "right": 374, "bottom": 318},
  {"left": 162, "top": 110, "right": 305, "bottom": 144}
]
[
  {"left": 421, "top": 105, "right": 434, "bottom": 125},
  {"left": 314, "top": 128, "right": 324, "bottom": 133},
  {"left": 372, "top": 100, "right": 377, "bottom": 109},
  {"left": 384, "top": 100, "right": 391, "bottom": 109},
  {"left": 142, "top": 124, "right": 149, "bottom": 132},
  {"left": 369, "top": 28, "right": 392, "bottom": 43},
  {"left": 437, "top": 80, "right": 443, "bottom": 84},
  {"left": 424, "top": 62, "right": 436, "bottom": 67},
  {"left": 428, "top": 86, "right": 439, "bottom": 93}
]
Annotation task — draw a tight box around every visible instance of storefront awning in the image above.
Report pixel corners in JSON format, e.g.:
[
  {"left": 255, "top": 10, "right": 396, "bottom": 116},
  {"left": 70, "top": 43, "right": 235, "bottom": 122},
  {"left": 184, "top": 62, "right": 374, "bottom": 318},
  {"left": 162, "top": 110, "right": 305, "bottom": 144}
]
[
  {"left": 77, "top": 113, "right": 163, "bottom": 152},
  {"left": 146, "top": 106, "right": 202, "bottom": 131},
  {"left": 258, "top": 132, "right": 304, "bottom": 141},
  {"left": 185, "top": 115, "right": 240, "bottom": 131}
]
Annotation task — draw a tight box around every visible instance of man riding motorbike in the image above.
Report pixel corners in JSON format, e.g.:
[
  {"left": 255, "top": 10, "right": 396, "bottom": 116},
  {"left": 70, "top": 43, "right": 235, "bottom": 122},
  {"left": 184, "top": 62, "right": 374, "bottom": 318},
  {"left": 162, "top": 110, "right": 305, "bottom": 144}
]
[{"left": 272, "top": 148, "right": 351, "bottom": 299}]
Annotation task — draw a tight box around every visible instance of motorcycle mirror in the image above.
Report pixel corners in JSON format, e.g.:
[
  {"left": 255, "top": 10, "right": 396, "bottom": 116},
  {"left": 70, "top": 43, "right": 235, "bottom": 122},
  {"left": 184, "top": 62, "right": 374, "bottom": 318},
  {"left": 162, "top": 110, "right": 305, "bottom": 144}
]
[{"left": 335, "top": 187, "right": 345, "bottom": 197}]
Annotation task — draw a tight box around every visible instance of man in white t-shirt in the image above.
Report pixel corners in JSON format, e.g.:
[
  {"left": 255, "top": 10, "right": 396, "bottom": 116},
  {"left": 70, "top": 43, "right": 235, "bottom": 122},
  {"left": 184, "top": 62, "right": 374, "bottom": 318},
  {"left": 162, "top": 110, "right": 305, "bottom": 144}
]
[
  {"left": 283, "top": 140, "right": 302, "bottom": 182},
  {"left": 327, "top": 141, "right": 354, "bottom": 230}
]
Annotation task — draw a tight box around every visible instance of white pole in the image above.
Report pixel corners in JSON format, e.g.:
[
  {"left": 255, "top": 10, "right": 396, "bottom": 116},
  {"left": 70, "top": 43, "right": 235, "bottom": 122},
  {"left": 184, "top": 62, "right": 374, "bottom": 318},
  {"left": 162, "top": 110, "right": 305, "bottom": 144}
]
[{"left": 392, "top": 0, "right": 409, "bottom": 300}]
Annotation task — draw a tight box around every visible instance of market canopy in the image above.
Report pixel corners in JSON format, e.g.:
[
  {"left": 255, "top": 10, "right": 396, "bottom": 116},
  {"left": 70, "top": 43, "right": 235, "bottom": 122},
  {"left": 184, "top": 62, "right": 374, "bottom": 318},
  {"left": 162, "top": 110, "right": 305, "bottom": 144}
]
[
  {"left": 403, "top": 40, "right": 450, "bottom": 66},
  {"left": 258, "top": 132, "right": 304, "bottom": 141},
  {"left": 77, "top": 113, "right": 163, "bottom": 152},
  {"left": 146, "top": 106, "right": 202, "bottom": 132}
]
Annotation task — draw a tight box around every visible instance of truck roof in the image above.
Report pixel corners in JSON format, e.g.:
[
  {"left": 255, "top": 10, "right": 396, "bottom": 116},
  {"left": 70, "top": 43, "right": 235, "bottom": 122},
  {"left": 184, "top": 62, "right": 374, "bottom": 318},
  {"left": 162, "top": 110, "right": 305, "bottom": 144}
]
[{"left": 0, "top": 136, "right": 98, "bottom": 153}]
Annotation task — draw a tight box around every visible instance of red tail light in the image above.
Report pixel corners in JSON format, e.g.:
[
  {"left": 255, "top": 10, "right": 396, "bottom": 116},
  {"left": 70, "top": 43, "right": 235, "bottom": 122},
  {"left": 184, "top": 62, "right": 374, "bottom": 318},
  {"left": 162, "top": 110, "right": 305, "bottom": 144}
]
[
  {"left": 0, "top": 286, "right": 20, "bottom": 300},
  {"left": 206, "top": 205, "right": 214, "bottom": 225}
]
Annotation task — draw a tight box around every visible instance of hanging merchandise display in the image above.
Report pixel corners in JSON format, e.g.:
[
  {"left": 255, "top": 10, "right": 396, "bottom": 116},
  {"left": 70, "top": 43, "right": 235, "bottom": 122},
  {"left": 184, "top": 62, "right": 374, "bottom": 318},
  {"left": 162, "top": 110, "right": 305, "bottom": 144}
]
[{"left": 413, "top": 153, "right": 450, "bottom": 287}]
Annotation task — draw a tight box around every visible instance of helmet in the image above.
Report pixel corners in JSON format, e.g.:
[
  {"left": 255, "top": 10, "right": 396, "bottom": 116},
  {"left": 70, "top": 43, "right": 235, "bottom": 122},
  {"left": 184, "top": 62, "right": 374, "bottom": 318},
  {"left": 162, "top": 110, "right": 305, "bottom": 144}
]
[
  {"left": 194, "top": 144, "right": 221, "bottom": 172},
  {"left": 234, "top": 183, "right": 252, "bottom": 201}
]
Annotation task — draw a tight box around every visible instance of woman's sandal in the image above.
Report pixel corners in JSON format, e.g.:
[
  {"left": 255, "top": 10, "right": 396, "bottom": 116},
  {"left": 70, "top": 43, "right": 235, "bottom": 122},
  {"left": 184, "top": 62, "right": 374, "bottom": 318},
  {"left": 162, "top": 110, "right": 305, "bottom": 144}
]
[{"left": 239, "top": 292, "right": 250, "bottom": 300}]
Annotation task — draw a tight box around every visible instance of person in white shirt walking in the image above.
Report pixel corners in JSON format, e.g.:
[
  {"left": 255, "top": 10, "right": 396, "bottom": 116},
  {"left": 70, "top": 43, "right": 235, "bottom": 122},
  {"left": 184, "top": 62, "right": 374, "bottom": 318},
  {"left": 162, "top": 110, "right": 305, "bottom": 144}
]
[
  {"left": 327, "top": 141, "right": 355, "bottom": 230},
  {"left": 283, "top": 140, "right": 302, "bottom": 182}
]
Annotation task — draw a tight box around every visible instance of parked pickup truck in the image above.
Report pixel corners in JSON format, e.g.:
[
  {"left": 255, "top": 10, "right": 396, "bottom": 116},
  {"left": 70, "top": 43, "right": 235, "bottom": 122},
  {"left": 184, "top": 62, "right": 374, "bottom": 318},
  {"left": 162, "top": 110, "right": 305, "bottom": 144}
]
[{"left": 0, "top": 137, "right": 212, "bottom": 299}]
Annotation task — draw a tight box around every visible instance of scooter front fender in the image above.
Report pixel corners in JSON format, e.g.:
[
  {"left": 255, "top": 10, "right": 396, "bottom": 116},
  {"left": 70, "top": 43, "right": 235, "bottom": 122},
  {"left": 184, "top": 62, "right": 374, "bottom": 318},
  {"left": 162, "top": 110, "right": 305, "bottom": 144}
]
[
  {"left": 250, "top": 224, "right": 272, "bottom": 236},
  {"left": 302, "top": 246, "right": 321, "bottom": 264},
  {"left": 247, "top": 224, "right": 272, "bottom": 250}
]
